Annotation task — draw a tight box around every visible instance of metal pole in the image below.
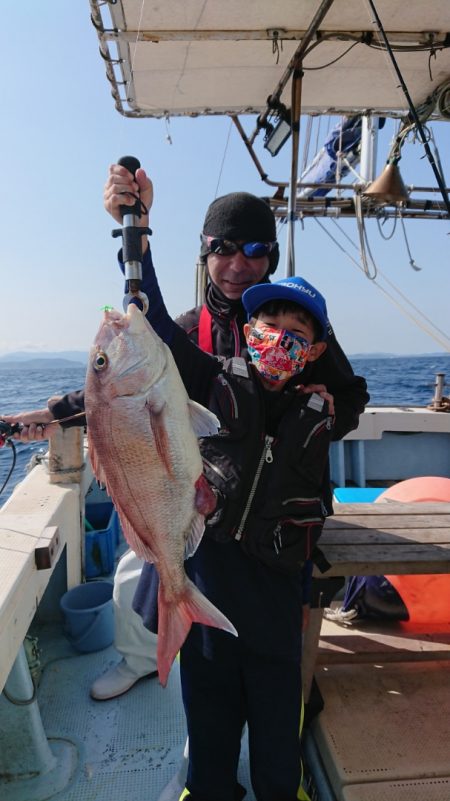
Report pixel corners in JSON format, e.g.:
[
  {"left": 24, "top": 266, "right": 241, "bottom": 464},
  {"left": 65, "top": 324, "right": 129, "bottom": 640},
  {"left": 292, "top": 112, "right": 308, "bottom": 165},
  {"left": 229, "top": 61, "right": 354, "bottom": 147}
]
[
  {"left": 285, "top": 64, "right": 303, "bottom": 277},
  {"left": 360, "top": 114, "right": 378, "bottom": 183}
]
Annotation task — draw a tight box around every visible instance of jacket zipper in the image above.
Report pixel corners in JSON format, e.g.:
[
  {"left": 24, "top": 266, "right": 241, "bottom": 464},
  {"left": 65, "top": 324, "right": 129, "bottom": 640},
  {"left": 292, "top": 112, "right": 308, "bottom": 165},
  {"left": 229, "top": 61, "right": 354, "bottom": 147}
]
[
  {"left": 281, "top": 496, "right": 321, "bottom": 505},
  {"left": 302, "top": 416, "right": 333, "bottom": 449},
  {"left": 217, "top": 374, "right": 239, "bottom": 419},
  {"left": 234, "top": 435, "right": 274, "bottom": 541},
  {"left": 202, "top": 456, "right": 229, "bottom": 484}
]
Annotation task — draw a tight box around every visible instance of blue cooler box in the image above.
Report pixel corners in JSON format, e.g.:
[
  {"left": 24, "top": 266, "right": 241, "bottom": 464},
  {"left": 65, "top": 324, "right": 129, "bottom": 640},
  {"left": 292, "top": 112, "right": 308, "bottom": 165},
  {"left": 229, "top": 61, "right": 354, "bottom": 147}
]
[{"left": 84, "top": 502, "right": 120, "bottom": 578}]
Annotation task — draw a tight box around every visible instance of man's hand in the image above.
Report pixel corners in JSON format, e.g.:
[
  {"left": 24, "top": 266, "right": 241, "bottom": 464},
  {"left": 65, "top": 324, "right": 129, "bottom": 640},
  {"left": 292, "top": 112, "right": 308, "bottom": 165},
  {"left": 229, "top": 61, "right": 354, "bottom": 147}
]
[
  {"left": 1, "top": 408, "right": 56, "bottom": 442},
  {"left": 104, "top": 164, "right": 154, "bottom": 255},
  {"left": 299, "top": 383, "right": 335, "bottom": 417}
]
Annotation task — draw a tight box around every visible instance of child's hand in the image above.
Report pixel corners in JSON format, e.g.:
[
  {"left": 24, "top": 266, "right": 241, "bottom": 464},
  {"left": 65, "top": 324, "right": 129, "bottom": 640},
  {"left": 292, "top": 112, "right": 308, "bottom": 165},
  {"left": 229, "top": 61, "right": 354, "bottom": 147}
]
[{"left": 299, "top": 383, "right": 335, "bottom": 416}]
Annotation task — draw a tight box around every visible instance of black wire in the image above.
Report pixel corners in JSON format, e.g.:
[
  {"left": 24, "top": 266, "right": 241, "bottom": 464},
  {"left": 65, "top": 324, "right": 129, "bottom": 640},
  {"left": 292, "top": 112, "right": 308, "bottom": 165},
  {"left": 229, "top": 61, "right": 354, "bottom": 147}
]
[
  {"left": 0, "top": 439, "right": 17, "bottom": 497},
  {"left": 303, "top": 40, "right": 359, "bottom": 70},
  {"left": 301, "top": 36, "right": 447, "bottom": 74}
]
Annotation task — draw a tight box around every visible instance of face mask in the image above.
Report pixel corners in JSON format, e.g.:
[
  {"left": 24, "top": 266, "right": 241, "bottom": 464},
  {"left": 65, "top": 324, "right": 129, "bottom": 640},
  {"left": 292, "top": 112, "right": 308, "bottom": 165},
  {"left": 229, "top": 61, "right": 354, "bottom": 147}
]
[{"left": 246, "top": 322, "right": 311, "bottom": 383}]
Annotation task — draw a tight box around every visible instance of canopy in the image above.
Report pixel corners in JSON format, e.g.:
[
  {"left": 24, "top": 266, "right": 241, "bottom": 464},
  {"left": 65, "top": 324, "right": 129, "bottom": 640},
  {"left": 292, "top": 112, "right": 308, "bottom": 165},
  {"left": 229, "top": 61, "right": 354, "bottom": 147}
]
[{"left": 90, "top": 0, "right": 450, "bottom": 119}]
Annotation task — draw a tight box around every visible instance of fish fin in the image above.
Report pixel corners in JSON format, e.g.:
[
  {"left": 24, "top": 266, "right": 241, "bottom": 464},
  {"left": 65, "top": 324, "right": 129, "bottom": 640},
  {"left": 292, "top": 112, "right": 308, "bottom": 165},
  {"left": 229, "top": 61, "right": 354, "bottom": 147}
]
[
  {"left": 187, "top": 400, "right": 220, "bottom": 437},
  {"left": 117, "top": 509, "right": 158, "bottom": 564},
  {"left": 157, "top": 578, "right": 237, "bottom": 686},
  {"left": 184, "top": 513, "right": 205, "bottom": 560},
  {"left": 194, "top": 473, "right": 217, "bottom": 516},
  {"left": 148, "top": 406, "right": 174, "bottom": 477}
]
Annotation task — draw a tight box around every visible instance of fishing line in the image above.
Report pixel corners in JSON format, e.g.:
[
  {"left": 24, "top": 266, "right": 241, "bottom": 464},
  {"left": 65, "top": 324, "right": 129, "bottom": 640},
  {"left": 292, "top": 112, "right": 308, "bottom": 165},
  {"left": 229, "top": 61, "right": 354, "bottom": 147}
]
[
  {"left": 214, "top": 117, "right": 233, "bottom": 199},
  {"left": 169, "top": 0, "right": 208, "bottom": 113},
  {"left": 0, "top": 440, "right": 17, "bottom": 497},
  {"left": 114, "top": 0, "right": 147, "bottom": 155}
]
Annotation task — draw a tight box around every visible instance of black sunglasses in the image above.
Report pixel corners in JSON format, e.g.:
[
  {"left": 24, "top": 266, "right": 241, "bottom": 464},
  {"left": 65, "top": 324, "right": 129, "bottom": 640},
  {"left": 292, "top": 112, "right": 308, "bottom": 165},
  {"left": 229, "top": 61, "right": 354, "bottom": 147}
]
[{"left": 202, "top": 235, "right": 276, "bottom": 259}]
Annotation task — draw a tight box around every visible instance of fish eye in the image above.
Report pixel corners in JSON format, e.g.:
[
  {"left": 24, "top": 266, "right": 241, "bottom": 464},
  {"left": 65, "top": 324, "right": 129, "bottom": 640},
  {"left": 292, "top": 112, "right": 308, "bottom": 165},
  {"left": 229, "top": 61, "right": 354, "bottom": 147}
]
[{"left": 93, "top": 350, "right": 108, "bottom": 371}]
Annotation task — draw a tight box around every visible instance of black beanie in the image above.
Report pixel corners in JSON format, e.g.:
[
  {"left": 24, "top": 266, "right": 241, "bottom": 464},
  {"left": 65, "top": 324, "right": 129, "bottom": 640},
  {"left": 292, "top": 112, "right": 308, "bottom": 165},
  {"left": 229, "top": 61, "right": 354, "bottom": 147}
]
[{"left": 201, "top": 192, "right": 279, "bottom": 274}]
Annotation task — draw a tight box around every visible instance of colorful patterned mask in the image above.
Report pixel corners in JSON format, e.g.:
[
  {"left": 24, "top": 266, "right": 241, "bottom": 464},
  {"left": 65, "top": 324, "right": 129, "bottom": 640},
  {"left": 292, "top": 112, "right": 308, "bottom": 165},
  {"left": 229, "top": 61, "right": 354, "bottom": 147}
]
[{"left": 246, "top": 322, "right": 311, "bottom": 383}]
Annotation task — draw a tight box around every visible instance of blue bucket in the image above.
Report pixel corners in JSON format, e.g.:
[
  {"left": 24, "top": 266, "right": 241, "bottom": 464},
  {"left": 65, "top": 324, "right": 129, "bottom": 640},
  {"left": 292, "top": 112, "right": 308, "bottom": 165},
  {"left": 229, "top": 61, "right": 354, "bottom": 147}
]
[{"left": 60, "top": 581, "right": 114, "bottom": 653}]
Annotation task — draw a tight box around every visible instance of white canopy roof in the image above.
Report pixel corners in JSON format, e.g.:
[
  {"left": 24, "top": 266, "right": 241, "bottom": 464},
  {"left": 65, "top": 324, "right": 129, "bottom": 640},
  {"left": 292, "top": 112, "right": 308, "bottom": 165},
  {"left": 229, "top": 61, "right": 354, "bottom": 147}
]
[{"left": 91, "top": 0, "right": 450, "bottom": 118}]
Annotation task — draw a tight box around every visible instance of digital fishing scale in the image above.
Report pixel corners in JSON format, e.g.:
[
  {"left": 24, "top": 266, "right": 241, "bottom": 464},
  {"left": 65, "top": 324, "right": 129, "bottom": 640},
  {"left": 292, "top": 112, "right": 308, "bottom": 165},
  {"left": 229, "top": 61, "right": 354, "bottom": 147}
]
[{"left": 112, "top": 155, "right": 151, "bottom": 313}]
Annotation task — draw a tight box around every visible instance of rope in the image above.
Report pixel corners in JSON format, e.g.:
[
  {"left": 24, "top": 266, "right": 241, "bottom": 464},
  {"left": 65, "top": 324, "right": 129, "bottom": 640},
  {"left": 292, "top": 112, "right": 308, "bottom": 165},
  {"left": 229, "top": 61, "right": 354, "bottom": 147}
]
[
  {"left": 329, "top": 215, "right": 450, "bottom": 346},
  {"left": 376, "top": 210, "right": 398, "bottom": 241},
  {"left": 354, "top": 193, "right": 378, "bottom": 279},
  {"left": 398, "top": 214, "right": 421, "bottom": 271},
  {"left": 313, "top": 218, "right": 450, "bottom": 352}
]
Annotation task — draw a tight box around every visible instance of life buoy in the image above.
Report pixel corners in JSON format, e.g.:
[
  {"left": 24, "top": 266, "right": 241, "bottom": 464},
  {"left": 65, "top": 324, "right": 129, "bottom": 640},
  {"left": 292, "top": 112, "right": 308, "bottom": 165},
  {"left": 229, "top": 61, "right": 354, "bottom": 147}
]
[{"left": 376, "top": 477, "right": 450, "bottom": 624}]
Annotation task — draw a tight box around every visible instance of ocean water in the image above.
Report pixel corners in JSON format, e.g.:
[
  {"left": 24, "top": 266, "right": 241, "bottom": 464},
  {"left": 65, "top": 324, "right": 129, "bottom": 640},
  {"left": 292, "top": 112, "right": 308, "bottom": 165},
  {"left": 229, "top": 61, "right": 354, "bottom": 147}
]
[
  {"left": 0, "top": 366, "right": 86, "bottom": 504},
  {"left": 1, "top": 355, "right": 450, "bottom": 504}
]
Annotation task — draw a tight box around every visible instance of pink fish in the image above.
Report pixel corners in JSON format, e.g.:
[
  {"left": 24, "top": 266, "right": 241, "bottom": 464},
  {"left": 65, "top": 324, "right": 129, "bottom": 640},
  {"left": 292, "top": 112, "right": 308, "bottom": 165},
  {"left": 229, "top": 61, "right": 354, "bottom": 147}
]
[{"left": 85, "top": 305, "right": 237, "bottom": 685}]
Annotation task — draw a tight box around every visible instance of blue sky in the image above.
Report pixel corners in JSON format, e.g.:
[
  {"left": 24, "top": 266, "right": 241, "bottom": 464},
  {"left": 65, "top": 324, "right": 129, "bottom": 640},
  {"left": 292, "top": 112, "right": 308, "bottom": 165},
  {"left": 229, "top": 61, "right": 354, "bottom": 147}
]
[{"left": 1, "top": 3, "right": 449, "bottom": 356}]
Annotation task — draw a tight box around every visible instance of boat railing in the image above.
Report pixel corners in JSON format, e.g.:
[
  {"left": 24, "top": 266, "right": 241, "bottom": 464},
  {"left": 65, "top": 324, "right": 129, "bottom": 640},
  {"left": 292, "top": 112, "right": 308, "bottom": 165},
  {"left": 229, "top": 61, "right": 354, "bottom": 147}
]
[{"left": 0, "top": 427, "right": 91, "bottom": 693}]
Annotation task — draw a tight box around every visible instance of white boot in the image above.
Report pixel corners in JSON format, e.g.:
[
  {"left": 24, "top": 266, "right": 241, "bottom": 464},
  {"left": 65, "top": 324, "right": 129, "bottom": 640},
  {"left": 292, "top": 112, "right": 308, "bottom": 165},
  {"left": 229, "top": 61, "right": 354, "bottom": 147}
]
[
  {"left": 90, "top": 658, "right": 158, "bottom": 700},
  {"left": 157, "top": 739, "right": 189, "bottom": 801}
]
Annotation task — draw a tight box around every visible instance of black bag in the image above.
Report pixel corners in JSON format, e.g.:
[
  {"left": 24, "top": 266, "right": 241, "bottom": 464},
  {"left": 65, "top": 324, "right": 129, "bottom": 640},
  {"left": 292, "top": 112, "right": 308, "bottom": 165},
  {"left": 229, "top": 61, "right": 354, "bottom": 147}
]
[{"left": 342, "top": 575, "right": 409, "bottom": 621}]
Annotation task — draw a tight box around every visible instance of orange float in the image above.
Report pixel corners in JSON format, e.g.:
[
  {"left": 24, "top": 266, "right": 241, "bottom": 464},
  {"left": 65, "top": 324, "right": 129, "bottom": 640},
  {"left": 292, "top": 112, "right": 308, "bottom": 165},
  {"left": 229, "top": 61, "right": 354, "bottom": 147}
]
[{"left": 376, "top": 477, "right": 450, "bottom": 624}]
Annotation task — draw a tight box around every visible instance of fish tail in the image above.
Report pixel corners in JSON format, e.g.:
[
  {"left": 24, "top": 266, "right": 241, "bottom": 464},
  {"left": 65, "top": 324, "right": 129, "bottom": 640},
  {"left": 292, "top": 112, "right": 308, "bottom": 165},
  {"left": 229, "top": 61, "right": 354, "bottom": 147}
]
[{"left": 157, "top": 578, "right": 237, "bottom": 687}]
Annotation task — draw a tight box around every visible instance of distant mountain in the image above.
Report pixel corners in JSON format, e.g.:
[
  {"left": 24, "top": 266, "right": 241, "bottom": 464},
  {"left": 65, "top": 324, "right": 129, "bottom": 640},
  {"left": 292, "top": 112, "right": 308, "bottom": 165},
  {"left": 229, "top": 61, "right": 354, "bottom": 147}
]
[
  {"left": 0, "top": 358, "right": 86, "bottom": 370},
  {"left": 0, "top": 351, "right": 88, "bottom": 365},
  {"left": 349, "top": 352, "right": 449, "bottom": 359},
  {"left": 349, "top": 352, "right": 398, "bottom": 359}
]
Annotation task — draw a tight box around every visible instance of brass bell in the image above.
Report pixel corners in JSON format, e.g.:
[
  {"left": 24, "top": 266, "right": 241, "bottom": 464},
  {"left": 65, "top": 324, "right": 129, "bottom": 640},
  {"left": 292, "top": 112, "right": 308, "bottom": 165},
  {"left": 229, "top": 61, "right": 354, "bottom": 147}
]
[{"left": 362, "top": 161, "right": 409, "bottom": 203}]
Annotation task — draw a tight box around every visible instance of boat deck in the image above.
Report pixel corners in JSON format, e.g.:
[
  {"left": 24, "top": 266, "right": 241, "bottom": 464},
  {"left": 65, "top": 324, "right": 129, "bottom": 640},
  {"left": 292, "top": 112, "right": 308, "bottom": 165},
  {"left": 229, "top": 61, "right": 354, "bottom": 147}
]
[{"left": 32, "top": 619, "right": 257, "bottom": 801}]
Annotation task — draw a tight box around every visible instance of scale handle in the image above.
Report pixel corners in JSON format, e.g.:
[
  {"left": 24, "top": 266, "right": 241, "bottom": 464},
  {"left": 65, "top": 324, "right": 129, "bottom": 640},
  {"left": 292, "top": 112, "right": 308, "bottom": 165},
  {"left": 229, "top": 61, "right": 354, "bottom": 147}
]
[{"left": 118, "top": 155, "right": 141, "bottom": 218}]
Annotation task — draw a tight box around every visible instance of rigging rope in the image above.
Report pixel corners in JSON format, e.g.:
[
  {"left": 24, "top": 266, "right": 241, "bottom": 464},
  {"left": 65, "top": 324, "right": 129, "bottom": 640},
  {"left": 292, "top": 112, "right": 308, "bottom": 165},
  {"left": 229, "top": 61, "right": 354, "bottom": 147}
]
[
  {"left": 330, "top": 215, "right": 450, "bottom": 346},
  {"left": 398, "top": 214, "right": 421, "bottom": 271},
  {"left": 354, "top": 194, "right": 378, "bottom": 279},
  {"left": 314, "top": 217, "right": 450, "bottom": 352}
]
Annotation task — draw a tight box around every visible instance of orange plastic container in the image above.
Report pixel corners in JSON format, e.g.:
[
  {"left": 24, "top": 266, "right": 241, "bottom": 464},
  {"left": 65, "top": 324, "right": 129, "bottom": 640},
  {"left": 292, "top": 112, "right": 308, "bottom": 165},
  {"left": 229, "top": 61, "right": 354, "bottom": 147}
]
[{"left": 376, "top": 477, "right": 450, "bottom": 624}]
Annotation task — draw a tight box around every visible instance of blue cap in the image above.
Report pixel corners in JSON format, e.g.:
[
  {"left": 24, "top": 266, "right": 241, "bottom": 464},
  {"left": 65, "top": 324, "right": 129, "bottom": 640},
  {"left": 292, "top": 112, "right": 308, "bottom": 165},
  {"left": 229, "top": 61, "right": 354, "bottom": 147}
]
[{"left": 242, "top": 276, "right": 329, "bottom": 340}]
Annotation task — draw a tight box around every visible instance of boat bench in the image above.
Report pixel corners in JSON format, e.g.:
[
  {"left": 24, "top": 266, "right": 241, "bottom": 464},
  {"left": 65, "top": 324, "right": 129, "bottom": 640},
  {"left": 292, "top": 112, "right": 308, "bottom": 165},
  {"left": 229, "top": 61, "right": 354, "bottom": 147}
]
[{"left": 303, "top": 501, "right": 450, "bottom": 697}]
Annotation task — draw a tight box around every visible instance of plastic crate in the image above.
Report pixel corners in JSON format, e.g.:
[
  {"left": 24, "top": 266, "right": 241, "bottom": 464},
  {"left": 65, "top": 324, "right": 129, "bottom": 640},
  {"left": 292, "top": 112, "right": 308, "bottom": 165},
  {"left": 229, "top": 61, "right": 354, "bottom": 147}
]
[
  {"left": 84, "top": 502, "right": 119, "bottom": 578},
  {"left": 333, "top": 487, "right": 386, "bottom": 503}
]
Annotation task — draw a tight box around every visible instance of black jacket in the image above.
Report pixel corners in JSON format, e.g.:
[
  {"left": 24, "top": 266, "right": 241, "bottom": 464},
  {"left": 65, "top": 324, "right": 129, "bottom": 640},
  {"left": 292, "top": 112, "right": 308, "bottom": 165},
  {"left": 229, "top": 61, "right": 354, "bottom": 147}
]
[
  {"left": 176, "top": 281, "right": 369, "bottom": 442},
  {"left": 197, "top": 357, "right": 333, "bottom": 576}
]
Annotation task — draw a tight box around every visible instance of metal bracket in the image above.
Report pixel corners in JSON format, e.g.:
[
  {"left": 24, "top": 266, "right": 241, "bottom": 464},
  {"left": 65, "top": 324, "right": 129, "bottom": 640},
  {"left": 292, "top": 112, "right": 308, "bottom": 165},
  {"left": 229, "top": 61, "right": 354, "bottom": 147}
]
[{"left": 34, "top": 526, "right": 61, "bottom": 571}]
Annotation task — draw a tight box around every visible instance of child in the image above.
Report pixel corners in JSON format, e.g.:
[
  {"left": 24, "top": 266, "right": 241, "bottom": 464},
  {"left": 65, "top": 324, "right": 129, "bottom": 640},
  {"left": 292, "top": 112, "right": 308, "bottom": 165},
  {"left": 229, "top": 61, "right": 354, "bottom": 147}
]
[{"left": 133, "top": 274, "right": 333, "bottom": 801}]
